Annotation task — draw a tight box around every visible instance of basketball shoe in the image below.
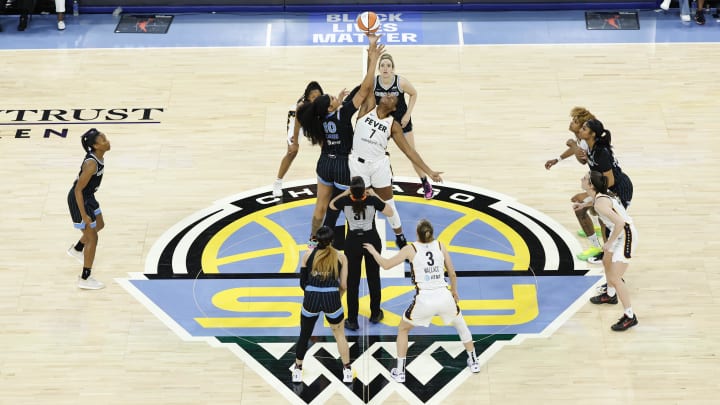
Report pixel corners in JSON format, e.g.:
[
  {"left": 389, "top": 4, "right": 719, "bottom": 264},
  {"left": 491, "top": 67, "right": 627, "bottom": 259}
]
[
  {"left": 577, "top": 226, "right": 601, "bottom": 238},
  {"left": 291, "top": 364, "right": 302, "bottom": 383},
  {"left": 272, "top": 179, "right": 283, "bottom": 197},
  {"left": 587, "top": 252, "right": 604, "bottom": 264},
  {"left": 611, "top": 314, "right": 638, "bottom": 331},
  {"left": 467, "top": 358, "right": 481, "bottom": 373},
  {"left": 67, "top": 243, "right": 84, "bottom": 264},
  {"left": 577, "top": 246, "right": 602, "bottom": 261},
  {"left": 589, "top": 293, "right": 618, "bottom": 304},
  {"left": 343, "top": 367, "right": 353, "bottom": 383},
  {"left": 78, "top": 276, "right": 105, "bottom": 290},
  {"left": 421, "top": 178, "right": 434, "bottom": 199},
  {"left": 390, "top": 368, "right": 405, "bottom": 383}
]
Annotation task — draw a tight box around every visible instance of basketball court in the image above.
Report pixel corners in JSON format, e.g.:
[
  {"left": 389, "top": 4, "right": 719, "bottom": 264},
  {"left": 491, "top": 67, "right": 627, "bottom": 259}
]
[{"left": 0, "top": 7, "right": 718, "bottom": 405}]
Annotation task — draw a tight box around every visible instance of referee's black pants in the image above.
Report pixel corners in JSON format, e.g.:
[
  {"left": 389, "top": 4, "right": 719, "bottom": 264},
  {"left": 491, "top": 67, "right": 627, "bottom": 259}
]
[{"left": 344, "top": 230, "right": 382, "bottom": 323}]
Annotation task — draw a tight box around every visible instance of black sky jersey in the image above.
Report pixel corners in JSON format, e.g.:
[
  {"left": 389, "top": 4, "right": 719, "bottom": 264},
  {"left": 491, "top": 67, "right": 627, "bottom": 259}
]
[
  {"left": 303, "top": 249, "right": 341, "bottom": 289},
  {"left": 320, "top": 97, "right": 358, "bottom": 156},
  {"left": 374, "top": 75, "right": 408, "bottom": 122},
  {"left": 72, "top": 153, "right": 104, "bottom": 196},
  {"left": 588, "top": 145, "right": 633, "bottom": 205}
]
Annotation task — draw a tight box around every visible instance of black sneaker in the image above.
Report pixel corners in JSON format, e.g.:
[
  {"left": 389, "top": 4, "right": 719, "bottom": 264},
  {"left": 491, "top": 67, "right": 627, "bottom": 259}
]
[
  {"left": 369, "top": 310, "right": 384, "bottom": 324},
  {"left": 344, "top": 319, "right": 359, "bottom": 331},
  {"left": 589, "top": 293, "right": 618, "bottom": 305},
  {"left": 18, "top": 15, "right": 28, "bottom": 31},
  {"left": 695, "top": 10, "right": 706, "bottom": 25},
  {"left": 611, "top": 314, "right": 638, "bottom": 331},
  {"left": 587, "top": 252, "right": 604, "bottom": 264},
  {"left": 395, "top": 234, "right": 407, "bottom": 249}
]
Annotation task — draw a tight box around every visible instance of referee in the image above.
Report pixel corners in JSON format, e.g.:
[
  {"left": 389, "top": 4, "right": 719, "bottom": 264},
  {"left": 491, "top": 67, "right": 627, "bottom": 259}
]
[{"left": 329, "top": 176, "right": 394, "bottom": 331}]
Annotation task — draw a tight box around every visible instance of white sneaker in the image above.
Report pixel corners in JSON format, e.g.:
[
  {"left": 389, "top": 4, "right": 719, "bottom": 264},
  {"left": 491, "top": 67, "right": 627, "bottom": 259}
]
[
  {"left": 78, "top": 276, "right": 105, "bottom": 290},
  {"left": 291, "top": 364, "right": 302, "bottom": 383},
  {"left": 467, "top": 358, "right": 481, "bottom": 373},
  {"left": 660, "top": 0, "right": 671, "bottom": 10},
  {"left": 57, "top": 20, "right": 65, "bottom": 30},
  {"left": 343, "top": 367, "right": 353, "bottom": 383},
  {"left": 681, "top": 14, "right": 691, "bottom": 21},
  {"left": 67, "top": 244, "right": 84, "bottom": 264},
  {"left": 272, "top": 179, "right": 283, "bottom": 197},
  {"left": 390, "top": 367, "right": 405, "bottom": 383}
]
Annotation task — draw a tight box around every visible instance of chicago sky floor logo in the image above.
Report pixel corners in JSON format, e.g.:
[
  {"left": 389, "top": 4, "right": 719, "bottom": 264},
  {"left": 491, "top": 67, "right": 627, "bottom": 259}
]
[{"left": 117, "top": 178, "right": 602, "bottom": 404}]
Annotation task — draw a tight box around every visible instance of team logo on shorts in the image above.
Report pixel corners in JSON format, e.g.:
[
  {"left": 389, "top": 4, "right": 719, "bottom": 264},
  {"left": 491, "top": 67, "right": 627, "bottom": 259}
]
[{"left": 118, "top": 179, "right": 601, "bottom": 404}]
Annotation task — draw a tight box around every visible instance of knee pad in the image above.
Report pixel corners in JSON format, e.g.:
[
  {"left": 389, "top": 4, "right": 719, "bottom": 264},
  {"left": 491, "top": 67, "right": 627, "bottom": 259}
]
[{"left": 384, "top": 198, "right": 402, "bottom": 229}]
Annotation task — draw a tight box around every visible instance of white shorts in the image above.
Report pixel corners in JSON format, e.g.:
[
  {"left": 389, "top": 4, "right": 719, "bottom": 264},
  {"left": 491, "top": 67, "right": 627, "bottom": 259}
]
[
  {"left": 287, "top": 119, "right": 304, "bottom": 145},
  {"left": 403, "top": 288, "right": 459, "bottom": 327},
  {"left": 607, "top": 223, "right": 638, "bottom": 264},
  {"left": 349, "top": 153, "right": 392, "bottom": 189}
]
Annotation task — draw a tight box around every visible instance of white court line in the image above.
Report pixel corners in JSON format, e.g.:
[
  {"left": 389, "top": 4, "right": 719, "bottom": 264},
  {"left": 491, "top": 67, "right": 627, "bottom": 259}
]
[
  {"left": 265, "top": 23, "right": 272, "bottom": 47},
  {"left": 457, "top": 21, "right": 464, "bottom": 45}
]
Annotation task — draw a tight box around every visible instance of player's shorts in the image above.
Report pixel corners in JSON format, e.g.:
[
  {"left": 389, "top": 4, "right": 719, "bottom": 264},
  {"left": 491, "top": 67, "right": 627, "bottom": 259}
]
[
  {"left": 401, "top": 118, "right": 413, "bottom": 134},
  {"left": 391, "top": 111, "right": 412, "bottom": 134},
  {"left": 403, "top": 287, "right": 459, "bottom": 327},
  {"left": 286, "top": 115, "right": 305, "bottom": 145},
  {"left": 607, "top": 223, "right": 637, "bottom": 264},
  {"left": 67, "top": 188, "right": 101, "bottom": 230},
  {"left": 316, "top": 153, "right": 351, "bottom": 189},
  {"left": 301, "top": 287, "right": 344, "bottom": 324},
  {"left": 349, "top": 153, "right": 392, "bottom": 189}
]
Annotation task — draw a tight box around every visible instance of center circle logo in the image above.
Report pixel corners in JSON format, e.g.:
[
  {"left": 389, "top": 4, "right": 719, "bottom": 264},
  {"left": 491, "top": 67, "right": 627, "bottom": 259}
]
[{"left": 119, "top": 179, "right": 600, "bottom": 404}]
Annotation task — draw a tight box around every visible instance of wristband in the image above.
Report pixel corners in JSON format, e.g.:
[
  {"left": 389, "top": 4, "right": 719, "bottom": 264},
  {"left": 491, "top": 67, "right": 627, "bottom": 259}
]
[{"left": 557, "top": 156, "right": 564, "bottom": 162}]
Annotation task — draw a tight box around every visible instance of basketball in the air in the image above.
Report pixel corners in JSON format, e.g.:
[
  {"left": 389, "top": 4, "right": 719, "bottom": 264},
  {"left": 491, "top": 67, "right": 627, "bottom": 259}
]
[{"left": 356, "top": 11, "right": 380, "bottom": 34}]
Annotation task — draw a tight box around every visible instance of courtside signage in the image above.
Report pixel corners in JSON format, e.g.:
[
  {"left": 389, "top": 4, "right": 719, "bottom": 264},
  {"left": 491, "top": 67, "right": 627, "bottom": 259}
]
[{"left": 0, "top": 107, "right": 164, "bottom": 139}]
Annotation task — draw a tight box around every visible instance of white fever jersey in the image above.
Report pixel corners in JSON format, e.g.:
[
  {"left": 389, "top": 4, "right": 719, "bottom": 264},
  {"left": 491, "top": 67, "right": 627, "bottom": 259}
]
[
  {"left": 578, "top": 138, "right": 589, "bottom": 154},
  {"left": 411, "top": 240, "right": 449, "bottom": 290},
  {"left": 353, "top": 107, "right": 394, "bottom": 160},
  {"left": 595, "top": 193, "right": 633, "bottom": 233}
]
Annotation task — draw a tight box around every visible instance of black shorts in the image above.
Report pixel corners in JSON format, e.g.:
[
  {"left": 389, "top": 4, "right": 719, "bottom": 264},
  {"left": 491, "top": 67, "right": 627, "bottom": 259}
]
[
  {"left": 67, "top": 188, "right": 101, "bottom": 229},
  {"left": 401, "top": 118, "right": 413, "bottom": 134},
  {"left": 301, "top": 289, "right": 344, "bottom": 323},
  {"left": 316, "top": 153, "right": 351, "bottom": 189}
]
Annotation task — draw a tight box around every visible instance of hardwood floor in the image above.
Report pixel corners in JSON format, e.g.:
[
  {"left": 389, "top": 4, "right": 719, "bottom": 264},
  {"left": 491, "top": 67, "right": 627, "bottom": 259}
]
[{"left": 0, "top": 42, "right": 717, "bottom": 404}]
